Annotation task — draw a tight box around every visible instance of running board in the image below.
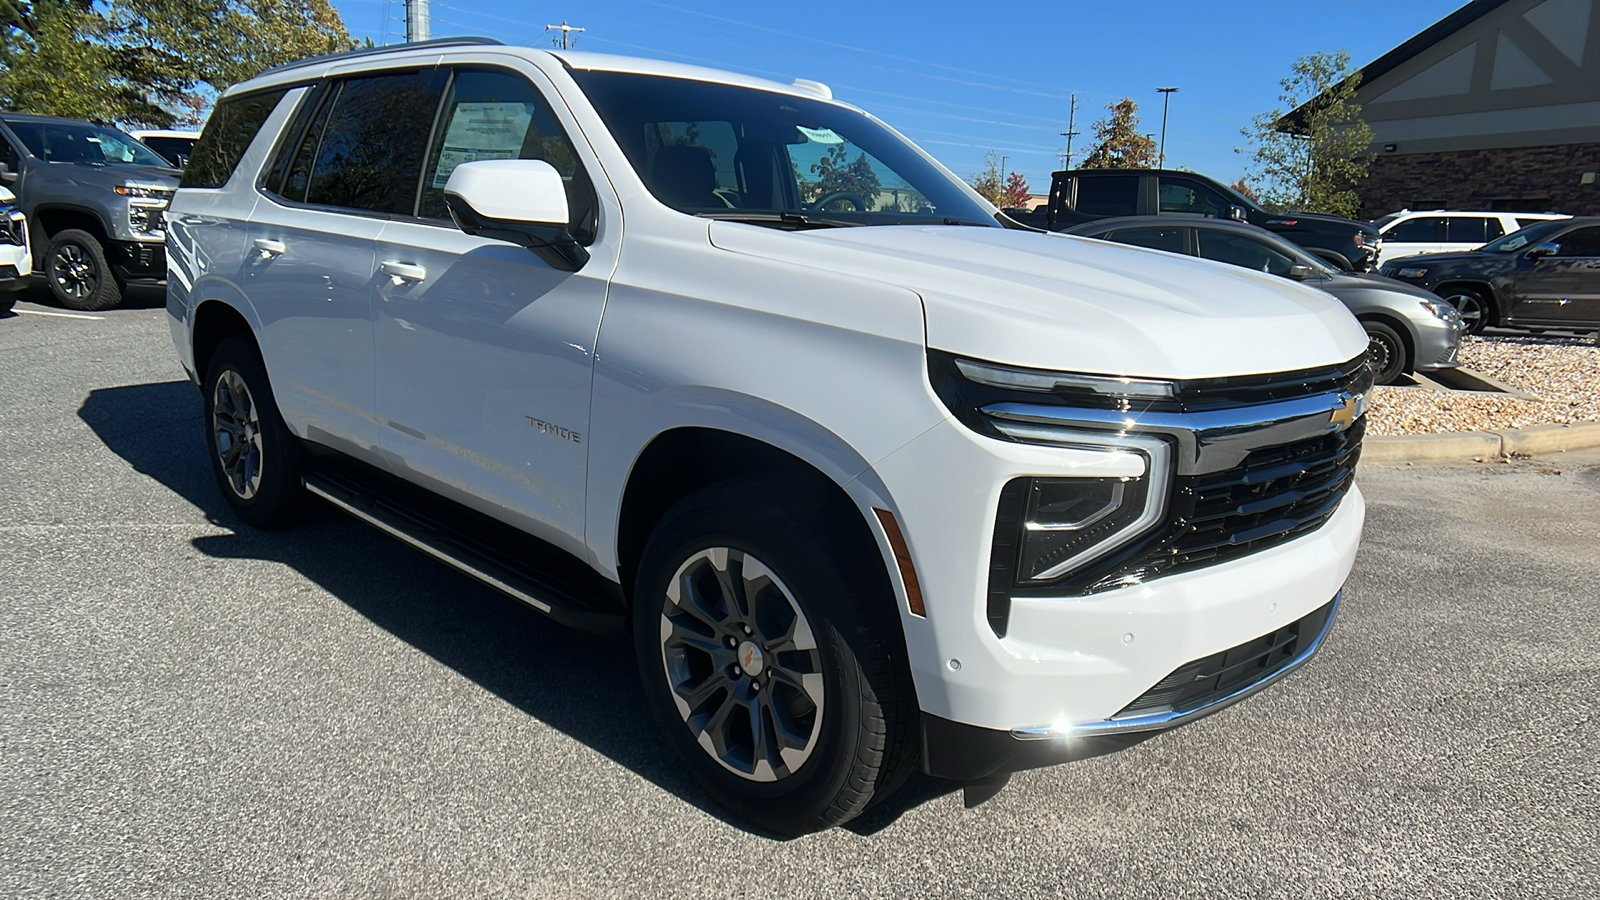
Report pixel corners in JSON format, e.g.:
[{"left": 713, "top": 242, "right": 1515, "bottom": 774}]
[{"left": 303, "top": 470, "right": 626, "bottom": 634}]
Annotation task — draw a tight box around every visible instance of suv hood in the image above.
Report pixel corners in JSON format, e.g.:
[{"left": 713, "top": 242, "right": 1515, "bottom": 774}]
[
  {"left": 56, "top": 162, "right": 180, "bottom": 188},
  {"left": 1271, "top": 209, "right": 1378, "bottom": 234},
  {"left": 709, "top": 223, "right": 1367, "bottom": 379}
]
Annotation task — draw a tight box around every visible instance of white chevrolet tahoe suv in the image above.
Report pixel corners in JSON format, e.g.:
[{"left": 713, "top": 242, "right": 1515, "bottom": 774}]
[{"left": 167, "top": 39, "right": 1370, "bottom": 834}]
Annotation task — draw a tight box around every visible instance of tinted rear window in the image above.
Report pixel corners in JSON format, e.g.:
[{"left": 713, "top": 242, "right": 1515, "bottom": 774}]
[
  {"left": 1104, "top": 226, "right": 1184, "bottom": 253},
  {"left": 1074, "top": 176, "right": 1138, "bottom": 217},
  {"left": 303, "top": 69, "right": 445, "bottom": 215},
  {"left": 181, "top": 90, "right": 286, "bottom": 189}
]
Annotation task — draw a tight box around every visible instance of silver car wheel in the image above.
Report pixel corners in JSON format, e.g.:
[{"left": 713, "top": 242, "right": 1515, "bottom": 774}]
[
  {"left": 659, "top": 547, "right": 825, "bottom": 782},
  {"left": 1443, "top": 291, "right": 1486, "bottom": 334},
  {"left": 212, "top": 368, "right": 264, "bottom": 500}
]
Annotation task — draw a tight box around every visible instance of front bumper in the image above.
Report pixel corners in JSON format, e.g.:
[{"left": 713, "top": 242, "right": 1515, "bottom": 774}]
[
  {"left": 922, "top": 593, "right": 1341, "bottom": 780},
  {"left": 0, "top": 264, "right": 26, "bottom": 292},
  {"left": 1412, "top": 313, "right": 1463, "bottom": 372},
  {"left": 106, "top": 239, "right": 167, "bottom": 282}
]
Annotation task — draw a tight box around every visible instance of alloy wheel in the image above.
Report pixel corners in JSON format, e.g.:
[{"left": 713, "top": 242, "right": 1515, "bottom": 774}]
[
  {"left": 1366, "top": 333, "right": 1399, "bottom": 384},
  {"left": 1443, "top": 291, "right": 1485, "bottom": 334},
  {"left": 212, "top": 369, "right": 264, "bottom": 500},
  {"left": 659, "top": 547, "right": 825, "bottom": 782},
  {"left": 49, "top": 242, "right": 96, "bottom": 301}
]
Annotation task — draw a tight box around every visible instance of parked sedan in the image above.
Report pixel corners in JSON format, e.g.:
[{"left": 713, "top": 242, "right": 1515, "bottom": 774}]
[
  {"left": 1380, "top": 217, "right": 1600, "bottom": 337},
  {"left": 1068, "top": 217, "right": 1461, "bottom": 384}
]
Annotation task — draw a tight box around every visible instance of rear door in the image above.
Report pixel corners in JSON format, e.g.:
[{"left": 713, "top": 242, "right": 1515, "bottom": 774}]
[
  {"left": 370, "top": 62, "right": 618, "bottom": 556},
  {"left": 1513, "top": 225, "right": 1600, "bottom": 326},
  {"left": 1155, "top": 175, "right": 1231, "bottom": 218},
  {"left": 1438, "top": 215, "right": 1502, "bottom": 255},
  {"left": 246, "top": 68, "right": 445, "bottom": 464}
]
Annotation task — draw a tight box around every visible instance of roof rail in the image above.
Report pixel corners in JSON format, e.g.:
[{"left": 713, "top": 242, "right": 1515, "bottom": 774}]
[{"left": 258, "top": 36, "right": 505, "bottom": 78}]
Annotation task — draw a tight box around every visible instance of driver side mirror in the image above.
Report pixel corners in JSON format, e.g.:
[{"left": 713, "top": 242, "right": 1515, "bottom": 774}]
[
  {"left": 1526, "top": 241, "right": 1560, "bottom": 259},
  {"left": 0, "top": 162, "right": 16, "bottom": 186},
  {"left": 1228, "top": 205, "right": 1249, "bottom": 222},
  {"left": 443, "top": 159, "right": 588, "bottom": 271},
  {"left": 1286, "top": 263, "right": 1315, "bottom": 281}
]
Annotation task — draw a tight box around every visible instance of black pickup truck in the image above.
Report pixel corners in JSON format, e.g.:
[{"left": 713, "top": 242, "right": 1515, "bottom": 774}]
[{"left": 1011, "top": 168, "right": 1381, "bottom": 272}]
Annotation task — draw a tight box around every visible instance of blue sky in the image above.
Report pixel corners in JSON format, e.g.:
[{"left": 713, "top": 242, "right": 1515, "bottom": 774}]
[{"left": 330, "top": 0, "right": 1468, "bottom": 194}]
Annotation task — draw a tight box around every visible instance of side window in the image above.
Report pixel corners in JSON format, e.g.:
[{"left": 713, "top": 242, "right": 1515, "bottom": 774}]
[
  {"left": 1103, "top": 227, "right": 1185, "bottom": 254},
  {"left": 644, "top": 120, "right": 741, "bottom": 209},
  {"left": 1444, "top": 217, "right": 1490, "bottom": 244},
  {"left": 1384, "top": 216, "right": 1444, "bottom": 243},
  {"left": 1196, "top": 230, "right": 1295, "bottom": 276},
  {"left": 419, "top": 68, "right": 599, "bottom": 243},
  {"left": 1483, "top": 217, "right": 1505, "bottom": 240},
  {"left": 181, "top": 89, "right": 288, "bottom": 189},
  {"left": 1157, "top": 177, "right": 1228, "bottom": 218},
  {"left": 1552, "top": 227, "right": 1600, "bottom": 258},
  {"left": 0, "top": 136, "right": 17, "bottom": 173},
  {"left": 268, "top": 84, "right": 336, "bottom": 202},
  {"left": 303, "top": 69, "right": 445, "bottom": 215},
  {"left": 1073, "top": 176, "right": 1138, "bottom": 217}
]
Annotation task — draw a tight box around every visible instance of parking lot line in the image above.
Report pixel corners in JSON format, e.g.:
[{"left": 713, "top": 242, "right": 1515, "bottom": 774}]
[{"left": 14, "top": 308, "right": 106, "bottom": 320}]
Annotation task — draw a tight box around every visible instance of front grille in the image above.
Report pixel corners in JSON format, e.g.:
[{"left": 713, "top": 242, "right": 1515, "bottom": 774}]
[
  {"left": 1113, "top": 598, "right": 1335, "bottom": 719},
  {"left": 1078, "top": 417, "right": 1363, "bottom": 593},
  {"left": 1170, "top": 355, "right": 1371, "bottom": 411}
]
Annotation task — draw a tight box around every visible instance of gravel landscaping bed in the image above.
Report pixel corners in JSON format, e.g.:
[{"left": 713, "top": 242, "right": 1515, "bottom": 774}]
[{"left": 1366, "top": 333, "right": 1600, "bottom": 436}]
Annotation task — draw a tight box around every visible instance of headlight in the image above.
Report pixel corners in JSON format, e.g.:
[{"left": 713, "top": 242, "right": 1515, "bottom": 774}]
[
  {"left": 1420, "top": 299, "right": 1460, "bottom": 321},
  {"left": 114, "top": 184, "right": 160, "bottom": 197},
  {"left": 990, "top": 425, "right": 1172, "bottom": 584},
  {"left": 951, "top": 357, "right": 1176, "bottom": 404},
  {"left": 1395, "top": 267, "right": 1429, "bottom": 279}
]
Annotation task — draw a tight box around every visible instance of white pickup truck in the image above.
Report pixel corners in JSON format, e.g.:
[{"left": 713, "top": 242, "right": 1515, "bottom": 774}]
[{"left": 167, "top": 38, "right": 1369, "bottom": 834}]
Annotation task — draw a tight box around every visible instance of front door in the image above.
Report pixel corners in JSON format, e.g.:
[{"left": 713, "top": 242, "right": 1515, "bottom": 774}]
[
  {"left": 1513, "top": 225, "right": 1600, "bottom": 326},
  {"left": 372, "top": 64, "right": 617, "bottom": 556}
]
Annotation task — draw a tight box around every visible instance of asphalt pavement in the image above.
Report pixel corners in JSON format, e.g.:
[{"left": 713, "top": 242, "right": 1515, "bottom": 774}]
[{"left": 2, "top": 288, "right": 1596, "bottom": 899}]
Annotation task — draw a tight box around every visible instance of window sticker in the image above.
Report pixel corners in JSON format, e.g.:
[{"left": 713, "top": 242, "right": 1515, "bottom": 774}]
[
  {"left": 431, "top": 102, "right": 533, "bottom": 186},
  {"left": 796, "top": 125, "right": 844, "bottom": 144}
]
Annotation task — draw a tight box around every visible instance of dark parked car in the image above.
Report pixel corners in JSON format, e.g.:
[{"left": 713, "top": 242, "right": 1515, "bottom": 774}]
[
  {"left": 1380, "top": 217, "right": 1600, "bottom": 337},
  {"left": 1017, "top": 168, "right": 1382, "bottom": 272},
  {"left": 1068, "top": 216, "right": 1462, "bottom": 384}
]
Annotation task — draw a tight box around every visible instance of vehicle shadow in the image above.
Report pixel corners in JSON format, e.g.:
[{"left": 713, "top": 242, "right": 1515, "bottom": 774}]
[
  {"left": 14, "top": 280, "right": 166, "bottom": 310},
  {"left": 78, "top": 380, "right": 960, "bottom": 837}
]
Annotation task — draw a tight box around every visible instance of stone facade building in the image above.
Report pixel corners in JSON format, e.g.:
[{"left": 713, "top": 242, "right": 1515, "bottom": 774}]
[{"left": 1313, "top": 0, "right": 1600, "bottom": 217}]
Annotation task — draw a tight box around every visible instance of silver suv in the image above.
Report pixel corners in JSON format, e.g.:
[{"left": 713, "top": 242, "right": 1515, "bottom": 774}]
[{"left": 0, "top": 114, "right": 179, "bottom": 310}]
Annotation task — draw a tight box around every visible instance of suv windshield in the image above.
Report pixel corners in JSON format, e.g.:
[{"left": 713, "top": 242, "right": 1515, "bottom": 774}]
[
  {"left": 5, "top": 119, "right": 171, "bottom": 168},
  {"left": 1481, "top": 219, "right": 1568, "bottom": 253},
  {"left": 567, "top": 70, "right": 997, "bottom": 227}
]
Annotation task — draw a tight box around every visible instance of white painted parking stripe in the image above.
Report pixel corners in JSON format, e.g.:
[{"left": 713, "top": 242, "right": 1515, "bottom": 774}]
[{"left": 14, "top": 308, "right": 106, "bottom": 320}]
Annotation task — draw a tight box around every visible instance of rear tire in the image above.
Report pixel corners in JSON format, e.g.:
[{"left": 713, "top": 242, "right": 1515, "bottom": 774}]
[
  {"left": 1440, "top": 285, "right": 1492, "bottom": 336},
  {"left": 632, "top": 479, "right": 918, "bottom": 835},
  {"left": 1363, "top": 320, "right": 1408, "bottom": 385},
  {"left": 201, "top": 334, "right": 307, "bottom": 528},
  {"left": 44, "top": 229, "right": 122, "bottom": 311}
]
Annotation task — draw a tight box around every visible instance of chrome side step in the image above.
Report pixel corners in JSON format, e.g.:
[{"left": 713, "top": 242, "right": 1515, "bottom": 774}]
[{"left": 303, "top": 469, "right": 625, "bottom": 634}]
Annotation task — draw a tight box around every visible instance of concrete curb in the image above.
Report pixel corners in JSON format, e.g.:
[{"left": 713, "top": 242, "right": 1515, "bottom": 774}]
[{"left": 1364, "top": 421, "right": 1600, "bottom": 464}]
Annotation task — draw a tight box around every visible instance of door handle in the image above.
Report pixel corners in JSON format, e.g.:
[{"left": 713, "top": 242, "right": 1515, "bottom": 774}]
[
  {"left": 379, "top": 260, "right": 427, "bottom": 284},
  {"left": 252, "top": 238, "right": 286, "bottom": 259}
]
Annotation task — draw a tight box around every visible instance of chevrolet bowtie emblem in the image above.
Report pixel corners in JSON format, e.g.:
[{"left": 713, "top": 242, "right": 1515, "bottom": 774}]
[{"left": 1329, "top": 392, "right": 1363, "bottom": 429}]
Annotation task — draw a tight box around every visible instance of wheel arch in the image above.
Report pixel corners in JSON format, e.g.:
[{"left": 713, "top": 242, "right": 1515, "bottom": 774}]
[
  {"left": 191, "top": 299, "right": 259, "bottom": 384},
  {"left": 1354, "top": 312, "right": 1416, "bottom": 374},
  {"left": 28, "top": 205, "right": 111, "bottom": 265}
]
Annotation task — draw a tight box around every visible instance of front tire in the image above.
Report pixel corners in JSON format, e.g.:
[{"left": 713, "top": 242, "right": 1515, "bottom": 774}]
[
  {"left": 44, "top": 229, "right": 122, "bottom": 311},
  {"left": 632, "top": 479, "right": 917, "bottom": 835},
  {"left": 202, "top": 335, "right": 307, "bottom": 528},
  {"left": 1363, "top": 320, "right": 1408, "bottom": 385},
  {"left": 1440, "top": 285, "right": 1492, "bottom": 335}
]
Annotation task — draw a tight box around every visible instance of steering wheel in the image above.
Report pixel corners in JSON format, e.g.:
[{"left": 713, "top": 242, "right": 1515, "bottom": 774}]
[{"left": 809, "top": 190, "right": 868, "bottom": 212}]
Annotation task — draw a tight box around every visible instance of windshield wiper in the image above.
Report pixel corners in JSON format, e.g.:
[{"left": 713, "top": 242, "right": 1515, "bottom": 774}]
[
  {"left": 892, "top": 217, "right": 995, "bottom": 227},
  {"left": 693, "top": 210, "right": 863, "bottom": 229}
]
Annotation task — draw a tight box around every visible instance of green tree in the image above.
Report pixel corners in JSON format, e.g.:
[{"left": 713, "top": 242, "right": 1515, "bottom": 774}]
[
  {"left": 1239, "top": 50, "right": 1373, "bottom": 217},
  {"left": 0, "top": 0, "right": 355, "bottom": 127},
  {"left": 809, "top": 143, "right": 881, "bottom": 210},
  {"left": 1080, "top": 98, "right": 1157, "bottom": 169},
  {"left": 968, "top": 150, "right": 1004, "bottom": 205}
]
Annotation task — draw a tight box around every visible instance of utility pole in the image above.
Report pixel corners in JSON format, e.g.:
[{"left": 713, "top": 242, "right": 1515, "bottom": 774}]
[
  {"left": 1000, "top": 155, "right": 1008, "bottom": 184},
  {"left": 1058, "top": 93, "right": 1080, "bottom": 170},
  {"left": 1157, "top": 86, "right": 1179, "bottom": 169},
  {"left": 405, "top": 0, "right": 429, "bottom": 42},
  {"left": 545, "top": 20, "right": 585, "bottom": 50}
]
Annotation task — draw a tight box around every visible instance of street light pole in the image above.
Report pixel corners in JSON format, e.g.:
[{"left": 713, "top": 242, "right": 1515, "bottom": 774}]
[{"left": 1157, "top": 87, "right": 1179, "bottom": 169}]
